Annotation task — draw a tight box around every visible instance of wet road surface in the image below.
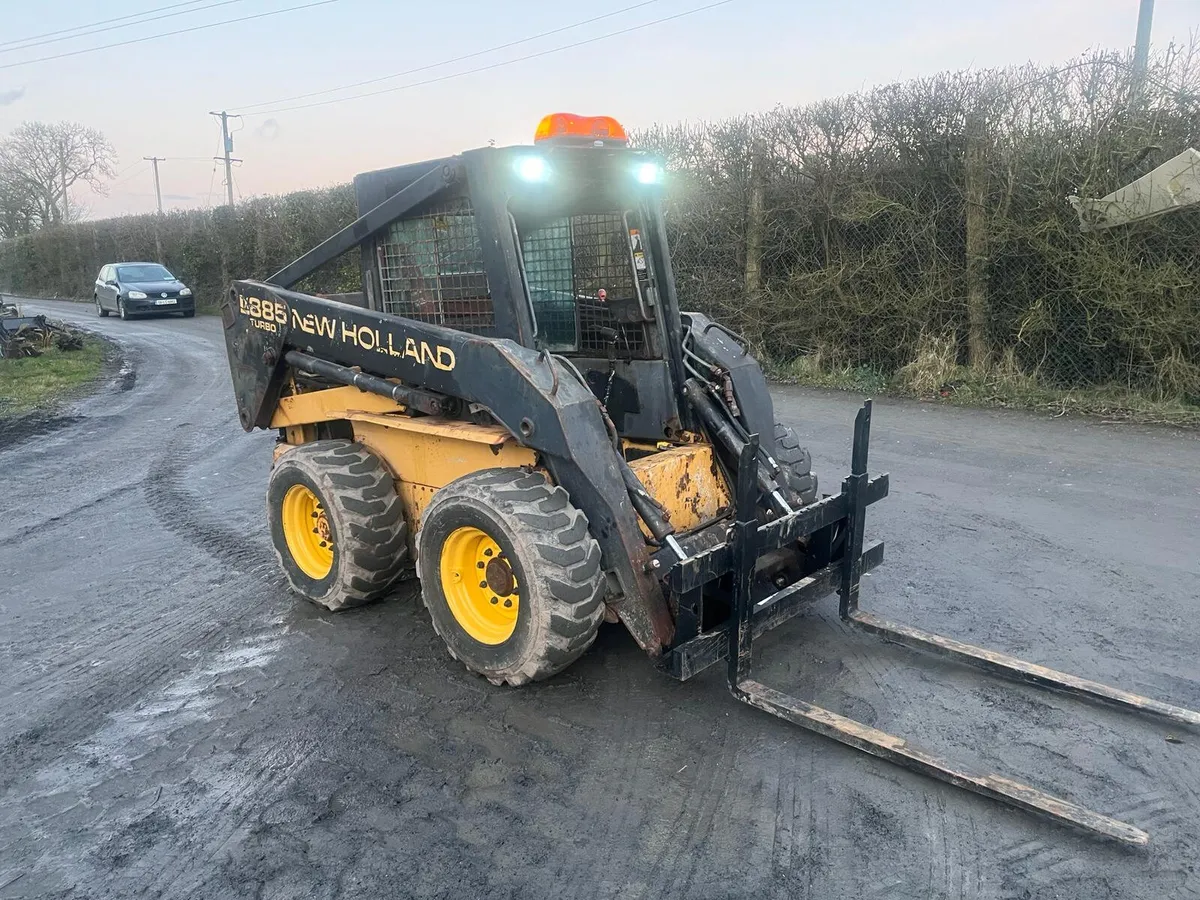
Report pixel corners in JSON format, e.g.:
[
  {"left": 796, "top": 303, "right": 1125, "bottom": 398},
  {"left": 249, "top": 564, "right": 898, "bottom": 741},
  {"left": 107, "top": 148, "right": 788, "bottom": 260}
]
[{"left": 2, "top": 299, "right": 1199, "bottom": 899}]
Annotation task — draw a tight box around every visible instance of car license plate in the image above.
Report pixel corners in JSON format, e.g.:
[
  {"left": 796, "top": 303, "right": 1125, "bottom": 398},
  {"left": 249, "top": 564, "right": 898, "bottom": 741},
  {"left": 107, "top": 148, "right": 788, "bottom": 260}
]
[{"left": 154, "top": 298, "right": 176, "bottom": 305}]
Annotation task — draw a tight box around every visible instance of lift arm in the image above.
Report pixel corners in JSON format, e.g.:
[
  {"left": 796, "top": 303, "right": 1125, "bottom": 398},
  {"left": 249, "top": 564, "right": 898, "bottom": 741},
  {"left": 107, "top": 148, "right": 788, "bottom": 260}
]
[{"left": 221, "top": 280, "right": 675, "bottom": 651}]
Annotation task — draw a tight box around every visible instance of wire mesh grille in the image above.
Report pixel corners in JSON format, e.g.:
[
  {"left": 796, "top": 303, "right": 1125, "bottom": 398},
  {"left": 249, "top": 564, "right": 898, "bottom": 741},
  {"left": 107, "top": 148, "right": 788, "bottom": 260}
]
[
  {"left": 633, "top": 54, "right": 1200, "bottom": 422},
  {"left": 378, "top": 198, "right": 493, "bottom": 334},
  {"left": 520, "top": 212, "right": 646, "bottom": 355}
]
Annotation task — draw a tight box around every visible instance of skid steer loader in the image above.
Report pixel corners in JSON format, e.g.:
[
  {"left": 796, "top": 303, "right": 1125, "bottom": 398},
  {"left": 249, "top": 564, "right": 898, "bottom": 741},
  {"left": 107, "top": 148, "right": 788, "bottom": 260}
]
[{"left": 221, "top": 112, "right": 1198, "bottom": 846}]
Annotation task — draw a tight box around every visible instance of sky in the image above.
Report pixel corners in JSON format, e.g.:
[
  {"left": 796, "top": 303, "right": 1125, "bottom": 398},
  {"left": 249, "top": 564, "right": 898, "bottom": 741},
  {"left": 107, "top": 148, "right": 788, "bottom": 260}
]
[{"left": 1, "top": 0, "right": 1198, "bottom": 219}]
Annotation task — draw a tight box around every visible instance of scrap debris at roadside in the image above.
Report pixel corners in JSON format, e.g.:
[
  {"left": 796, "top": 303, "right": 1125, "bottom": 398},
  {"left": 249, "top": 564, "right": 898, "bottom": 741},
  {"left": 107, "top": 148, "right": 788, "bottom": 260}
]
[{"left": 0, "top": 300, "right": 87, "bottom": 359}]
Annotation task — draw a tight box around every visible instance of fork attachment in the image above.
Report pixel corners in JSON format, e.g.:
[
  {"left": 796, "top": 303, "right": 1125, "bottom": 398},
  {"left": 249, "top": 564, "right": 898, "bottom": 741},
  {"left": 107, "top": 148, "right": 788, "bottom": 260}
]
[{"left": 726, "top": 401, "right": 1200, "bottom": 847}]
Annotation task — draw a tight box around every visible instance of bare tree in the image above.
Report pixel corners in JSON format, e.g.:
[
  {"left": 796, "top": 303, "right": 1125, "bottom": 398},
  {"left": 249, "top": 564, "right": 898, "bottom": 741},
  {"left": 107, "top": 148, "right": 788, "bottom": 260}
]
[
  {"left": 0, "top": 174, "right": 37, "bottom": 239},
  {"left": 0, "top": 121, "right": 116, "bottom": 230}
]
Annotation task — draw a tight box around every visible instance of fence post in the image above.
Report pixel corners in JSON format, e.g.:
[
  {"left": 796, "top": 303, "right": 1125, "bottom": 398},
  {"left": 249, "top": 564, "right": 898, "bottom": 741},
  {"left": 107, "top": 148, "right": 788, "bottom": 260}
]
[
  {"left": 744, "top": 145, "right": 765, "bottom": 299},
  {"left": 965, "top": 111, "right": 990, "bottom": 371}
]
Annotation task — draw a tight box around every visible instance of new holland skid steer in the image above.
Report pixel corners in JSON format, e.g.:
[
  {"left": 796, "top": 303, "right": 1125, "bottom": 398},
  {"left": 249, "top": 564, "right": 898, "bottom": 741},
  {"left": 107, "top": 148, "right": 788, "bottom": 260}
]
[{"left": 222, "top": 112, "right": 1198, "bottom": 846}]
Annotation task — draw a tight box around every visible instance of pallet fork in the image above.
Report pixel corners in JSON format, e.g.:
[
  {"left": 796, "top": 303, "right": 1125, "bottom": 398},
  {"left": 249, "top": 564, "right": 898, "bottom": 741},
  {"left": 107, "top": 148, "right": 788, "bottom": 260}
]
[{"left": 720, "top": 401, "right": 1199, "bottom": 847}]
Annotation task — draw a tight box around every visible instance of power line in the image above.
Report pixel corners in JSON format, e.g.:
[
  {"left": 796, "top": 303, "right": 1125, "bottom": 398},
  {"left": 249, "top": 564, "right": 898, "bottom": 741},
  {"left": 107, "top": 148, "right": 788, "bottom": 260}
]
[
  {"left": 236, "top": 0, "right": 664, "bottom": 112},
  {"left": 111, "top": 160, "right": 145, "bottom": 180},
  {"left": 0, "top": 0, "right": 344, "bottom": 70},
  {"left": 244, "top": 0, "right": 735, "bottom": 117},
  {"left": 206, "top": 162, "right": 218, "bottom": 207},
  {"left": 0, "top": 0, "right": 249, "bottom": 55},
  {"left": 0, "top": 0, "right": 212, "bottom": 50},
  {"left": 112, "top": 163, "right": 150, "bottom": 187}
]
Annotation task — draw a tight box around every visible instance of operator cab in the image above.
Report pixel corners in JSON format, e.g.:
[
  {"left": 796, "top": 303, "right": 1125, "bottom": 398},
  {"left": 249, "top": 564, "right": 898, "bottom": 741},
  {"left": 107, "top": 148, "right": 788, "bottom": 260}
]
[{"left": 352, "top": 113, "right": 682, "bottom": 441}]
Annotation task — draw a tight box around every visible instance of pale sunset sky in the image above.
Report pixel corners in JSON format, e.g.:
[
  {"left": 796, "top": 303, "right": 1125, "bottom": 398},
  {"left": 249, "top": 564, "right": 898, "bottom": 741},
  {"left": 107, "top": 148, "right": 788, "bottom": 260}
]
[{"left": 2, "top": 0, "right": 1198, "bottom": 219}]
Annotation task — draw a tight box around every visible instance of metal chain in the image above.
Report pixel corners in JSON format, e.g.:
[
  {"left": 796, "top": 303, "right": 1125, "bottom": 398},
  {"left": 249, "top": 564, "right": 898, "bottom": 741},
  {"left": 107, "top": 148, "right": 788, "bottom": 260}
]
[{"left": 601, "top": 366, "right": 616, "bottom": 413}]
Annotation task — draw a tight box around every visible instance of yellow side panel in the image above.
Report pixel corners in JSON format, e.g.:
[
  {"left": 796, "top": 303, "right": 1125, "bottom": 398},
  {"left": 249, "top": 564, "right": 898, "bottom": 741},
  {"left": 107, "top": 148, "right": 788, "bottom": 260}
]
[
  {"left": 350, "top": 417, "right": 537, "bottom": 532},
  {"left": 628, "top": 443, "right": 731, "bottom": 536},
  {"left": 270, "top": 385, "right": 408, "bottom": 428}
]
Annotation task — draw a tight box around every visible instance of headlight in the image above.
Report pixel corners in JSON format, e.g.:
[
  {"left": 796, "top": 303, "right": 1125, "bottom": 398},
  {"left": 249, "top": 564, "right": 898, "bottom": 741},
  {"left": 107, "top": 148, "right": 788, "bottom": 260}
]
[
  {"left": 635, "top": 162, "right": 663, "bottom": 185},
  {"left": 179, "top": 287, "right": 192, "bottom": 297},
  {"left": 515, "top": 155, "right": 549, "bottom": 182},
  {"left": 127, "top": 290, "right": 148, "bottom": 299}
]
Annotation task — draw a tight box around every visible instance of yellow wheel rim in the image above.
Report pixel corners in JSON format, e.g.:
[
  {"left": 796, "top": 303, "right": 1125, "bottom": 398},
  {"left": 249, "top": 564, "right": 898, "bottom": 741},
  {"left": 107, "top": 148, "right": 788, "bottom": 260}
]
[
  {"left": 439, "top": 526, "right": 519, "bottom": 645},
  {"left": 281, "top": 483, "right": 334, "bottom": 580}
]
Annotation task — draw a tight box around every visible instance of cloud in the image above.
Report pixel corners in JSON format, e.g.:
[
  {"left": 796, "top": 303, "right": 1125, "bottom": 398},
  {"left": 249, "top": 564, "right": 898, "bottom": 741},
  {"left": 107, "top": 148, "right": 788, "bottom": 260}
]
[
  {"left": 163, "top": 193, "right": 195, "bottom": 202},
  {"left": 0, "top": 87, "right": 25, "bottom": 107},
  {"left": 255, "top": 118, "right": 281, "bottom": 141}
]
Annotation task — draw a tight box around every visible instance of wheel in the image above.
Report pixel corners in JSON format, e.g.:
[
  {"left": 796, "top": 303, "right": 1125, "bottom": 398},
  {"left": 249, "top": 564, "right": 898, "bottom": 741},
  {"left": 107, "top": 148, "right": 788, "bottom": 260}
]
[
  {"left": 118, "top": 299, "right": 129, "bottom": 320},
  {"left": 417, "top": 469, "right": 606, "bottom": 686},
  {"left": 267, "top": 440, "right": 407, "bottom": 611},
  {"left": 96, "top": 296, "right": 108, "bottom": 317},
  {"left": 774, "top": 422, "right": 818, "bottom": 506},
  {"left": 183, "top": 310, "right": 195, "bottom": 318}
]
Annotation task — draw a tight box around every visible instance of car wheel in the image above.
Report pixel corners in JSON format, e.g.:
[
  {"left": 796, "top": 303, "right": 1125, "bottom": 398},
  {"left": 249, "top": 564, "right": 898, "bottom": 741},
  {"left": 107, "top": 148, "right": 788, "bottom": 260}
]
[
  {"left": 96, "top": 296, "right": 109, "bottom": 317},
  {"left": 118, "top": 299, "right": 129, "bottom": 320},
  {"left": 183, "top": 310, "right": 195, "bottom": 318}
]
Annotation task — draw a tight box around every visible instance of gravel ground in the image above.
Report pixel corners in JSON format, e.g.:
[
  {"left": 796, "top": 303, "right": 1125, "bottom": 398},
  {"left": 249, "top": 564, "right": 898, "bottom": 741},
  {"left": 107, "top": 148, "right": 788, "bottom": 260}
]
[{"left": 1, "top": 299, "right": 1198, "bottom": 900}]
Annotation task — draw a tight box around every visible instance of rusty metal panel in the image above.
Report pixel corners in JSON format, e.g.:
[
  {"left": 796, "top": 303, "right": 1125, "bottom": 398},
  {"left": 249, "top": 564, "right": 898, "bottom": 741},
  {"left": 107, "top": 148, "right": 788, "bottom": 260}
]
[
  {"left": 347, "top": 411, "right": 515, "bottom": 445},
  {"left": 627, "top": 443, "right": 730, "bottom": 536}
]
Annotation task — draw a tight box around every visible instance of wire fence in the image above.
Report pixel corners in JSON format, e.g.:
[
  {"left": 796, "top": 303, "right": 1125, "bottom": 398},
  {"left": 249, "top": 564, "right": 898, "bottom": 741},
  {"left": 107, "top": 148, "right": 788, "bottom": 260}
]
[
  {"left": 3, "top": 46, "right": 1199, "bottom": 421},
  {"left": 638, "top": 46, "right": 1200, "bottom": 416}
]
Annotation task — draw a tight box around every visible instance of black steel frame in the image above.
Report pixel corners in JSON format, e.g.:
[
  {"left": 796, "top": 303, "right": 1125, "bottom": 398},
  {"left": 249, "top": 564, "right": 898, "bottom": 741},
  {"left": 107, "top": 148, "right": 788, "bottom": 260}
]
[{"left": 721, "top": 400, "right": 1200, "bottom": 847}]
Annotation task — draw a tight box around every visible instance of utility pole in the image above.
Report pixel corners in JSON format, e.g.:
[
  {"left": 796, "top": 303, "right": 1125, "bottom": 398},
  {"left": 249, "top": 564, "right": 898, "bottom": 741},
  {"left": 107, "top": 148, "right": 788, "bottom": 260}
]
[
  {"left": 1133, "top": 0, "right": 1154, "bottom": 98},
  {"left": 144, "top": 156, "right": 165, "bottom": 260},
  {"left": 209, "top": 110, "right": 238, "bottom": 207},
  {"left": 144, "top": 156, "right": 164, "bottom": 214}
]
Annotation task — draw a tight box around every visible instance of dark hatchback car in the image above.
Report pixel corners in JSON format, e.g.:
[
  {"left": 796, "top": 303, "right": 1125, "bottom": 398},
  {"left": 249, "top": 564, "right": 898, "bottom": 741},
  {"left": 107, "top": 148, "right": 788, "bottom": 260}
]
[{"left": 94, "top": 262, "right": 195, "bottom": 320}]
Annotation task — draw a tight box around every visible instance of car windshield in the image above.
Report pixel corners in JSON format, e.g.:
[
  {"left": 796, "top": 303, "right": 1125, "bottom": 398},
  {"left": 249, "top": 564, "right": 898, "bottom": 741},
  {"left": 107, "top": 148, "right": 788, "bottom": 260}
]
[{"left": 117, "top": 265, "right": 174, "bottom": 282}]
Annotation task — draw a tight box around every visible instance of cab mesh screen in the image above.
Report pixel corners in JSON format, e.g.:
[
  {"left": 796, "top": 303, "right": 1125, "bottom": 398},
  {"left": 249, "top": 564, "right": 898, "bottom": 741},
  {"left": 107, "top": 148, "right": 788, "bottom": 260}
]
[
  {"left": 520, "top": 212, "right": 646, "bottom": 355},
  {"left": 378, "top": 198, "right": 494, "bottom": 335}
]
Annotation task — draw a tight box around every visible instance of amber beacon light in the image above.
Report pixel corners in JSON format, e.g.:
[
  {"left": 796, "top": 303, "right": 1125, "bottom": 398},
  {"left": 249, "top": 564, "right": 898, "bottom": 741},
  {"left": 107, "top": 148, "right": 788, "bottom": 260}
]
[{"left": 534, "top": 113, "right": 629, "bottom": 146}]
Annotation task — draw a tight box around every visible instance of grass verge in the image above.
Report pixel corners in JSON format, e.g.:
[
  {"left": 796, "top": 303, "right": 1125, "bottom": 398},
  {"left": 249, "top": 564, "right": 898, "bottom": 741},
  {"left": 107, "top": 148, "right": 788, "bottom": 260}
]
[
  {"left": 0, "top": 336, "right": 108, "bottom": 418},
  {"left": 769, "top": 343, "right": 1200, "bottom": 428}
]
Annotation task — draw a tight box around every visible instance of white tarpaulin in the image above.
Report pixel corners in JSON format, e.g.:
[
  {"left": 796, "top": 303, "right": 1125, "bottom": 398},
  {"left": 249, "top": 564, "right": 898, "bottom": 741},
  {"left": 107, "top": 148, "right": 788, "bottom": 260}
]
[{"left": 1068, "top": 147, "right": 1200, "bottom": 231}]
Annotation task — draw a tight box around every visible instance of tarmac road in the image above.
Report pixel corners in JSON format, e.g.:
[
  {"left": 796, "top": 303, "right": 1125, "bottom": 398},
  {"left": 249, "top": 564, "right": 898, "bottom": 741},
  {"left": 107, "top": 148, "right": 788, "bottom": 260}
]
[{"left": 2, "top": 298, "right": 1199, "bottom": 900}]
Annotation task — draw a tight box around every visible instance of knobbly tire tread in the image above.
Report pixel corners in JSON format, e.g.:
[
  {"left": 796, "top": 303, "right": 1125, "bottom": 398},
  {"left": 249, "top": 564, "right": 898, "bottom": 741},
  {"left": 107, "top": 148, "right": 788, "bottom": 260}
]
[
  {"left": 774, "top": 422, "right": 818, "bottom": 505},
  {"left": 417, "top": 468, "right": 606, "bottom": 686},
  {"left": 268, "top": 440, "right": 407, "bottom": 611}
]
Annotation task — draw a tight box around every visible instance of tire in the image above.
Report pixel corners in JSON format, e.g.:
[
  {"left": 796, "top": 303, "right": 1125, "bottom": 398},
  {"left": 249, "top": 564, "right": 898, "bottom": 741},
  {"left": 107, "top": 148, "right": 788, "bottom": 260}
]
[
  {"left": 183, "top": 310, "right": 195, "bottom": 318},
  {"left": 417, "top": 468, "right": 606, "bottom": 686},
  {"left": 774, "top": 422, "right": 818, "bottom": 506},
  {"left": 96, "top": 296, "right": 109, "bottom": 317},
  {"left": 267, "top": 440, "right": 407, "bottom": 611},
  {"left": 118, "top": 299, "right": 129, "bottom": 320}
]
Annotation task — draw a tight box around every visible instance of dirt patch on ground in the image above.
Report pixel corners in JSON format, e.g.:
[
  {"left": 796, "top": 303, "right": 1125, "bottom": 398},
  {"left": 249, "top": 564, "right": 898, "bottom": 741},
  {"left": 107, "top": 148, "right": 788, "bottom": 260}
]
[{"left": 0, "top": 330, "right": 125, "bottom": 447}]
